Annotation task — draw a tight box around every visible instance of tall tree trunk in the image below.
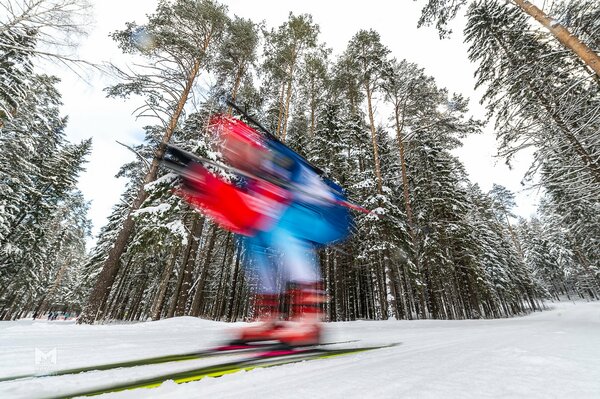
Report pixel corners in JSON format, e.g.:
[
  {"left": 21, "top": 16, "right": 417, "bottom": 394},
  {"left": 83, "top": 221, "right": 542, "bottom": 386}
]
[
  {"left": 151, "top": 244, "right": 180, "bottom": 320},
  {"left": 2, "top": 292, "right": 20, "bottom": 321},
  {"left": 189, "top": 226, "right": 218, "bottom": 317},
  {"left": 167, "top": 216, "right": 204, "bottom": 318},
  {"left": 275, "top": 82, "right": 286, "bottom": 137},
  {"left": 377, "top": 255, "right": 389, "bottom": 320},
  {"left": 230, "top": 67, "right": 245, "bottom": 104},
  {"left": 393, "top": 104, "right": 415, "bottom": 235},
  {"left": 127, "top": 278, "right": 148, "bottom": 321},
  {"left": 365, "top": 83, "right": 384, "bottom": 194},
  {"left": 226, "top": 243, "right": 242, "bottom": 322},
  {"left": 280, "top": 68, "right": 295, "bottom": 142},
  {"left": 511, "top": 0, "right": 600, "bottom": 77},
  {"left": 213, "top": 233, "right": 232, "bottom": 319},
  {"left": 104, "top": 255, "right": 134, "bottom": 319},
  {"left": 36, "top": 258, "right": 72, "bottom": 316},
  {"left": 227, "top": 66, "right": 246, "bottom": 115},
  {"left": 16, "top": 294, "right": 32, "bottom": 320},
  {"left": 326, "top": 250, "right": 335, "bottom": 322},
  {"left": 174, "top": 216, "right": 205, "bottom": 316},
  {"left": 309, "top": 81, "right": 317, "bottom": 137},
  {"left": 79, "top": 58, "right": 204, "bottom": 324},
  {"left": 233, "top": 268, "right": 247, "bottom": 321},
  {"left": 335, "top": 255, "right": 344, "bottom": 320},
  {"left": 504, "top": 213, "right": 524, "bottom": 259}
]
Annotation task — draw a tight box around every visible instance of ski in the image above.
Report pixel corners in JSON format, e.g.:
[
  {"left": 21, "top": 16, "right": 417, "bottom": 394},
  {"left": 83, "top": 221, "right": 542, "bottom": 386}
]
[
  {"left": 0, "top": 342, "right": 270, "bottom": 383},
  {"left": 42, "top": 343, "right": 398, "bottom": 399},
  {"left": 0, "top": 340, "right": 357, "bottom": 383}
]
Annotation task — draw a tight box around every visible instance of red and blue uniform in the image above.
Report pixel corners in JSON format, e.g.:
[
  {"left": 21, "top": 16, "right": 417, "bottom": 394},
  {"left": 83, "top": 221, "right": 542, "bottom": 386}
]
[{"left": 178, "top": 115, "right": 352, "bottom": 295}]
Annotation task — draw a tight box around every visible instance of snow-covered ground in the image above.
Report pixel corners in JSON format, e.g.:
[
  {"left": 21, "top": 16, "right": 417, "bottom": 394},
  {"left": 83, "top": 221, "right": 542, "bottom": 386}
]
[{"left": 1, "top": 301, "right": 599, "bottom": 398}]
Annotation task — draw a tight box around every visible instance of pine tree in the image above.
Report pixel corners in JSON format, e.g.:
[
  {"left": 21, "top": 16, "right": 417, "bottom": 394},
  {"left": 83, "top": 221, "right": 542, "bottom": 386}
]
[
  {"left": 0, "top": 76, "right": 91, "bottom": 318},
  {"left": 260, "top": 13, "right": 319, "bottom": 140},
  {"left": 0, "top": 72, "right": 91, "bottom": 280},
  {"left": 416, "top": 0, "right": 600, "bottom": 76},
  {"left": 31, "top": 189, "right": 91, "bottom": 317},
  {"left": 214, "top": 16, "right": 260, "bottom": 106},
  {"left": 466, "top": 0, "right": 599, "bottom": 184},
  {"left": 468, "top": 184, "right": 545, "bottom": 316},
  {"left": 80, "top": 0, "right": 229, "bottom": 323},
  {"left": 0, "top": 28, "right": 36, "bottom": 124},
  {"left": 297, "top": 47, "right": 330, "bottom": 138},
  {"left": 465, "top": 0, "right": 599, "bottom": 298},
  {"left": 343, "top": 29, "right": 390, "bottom": 195}
]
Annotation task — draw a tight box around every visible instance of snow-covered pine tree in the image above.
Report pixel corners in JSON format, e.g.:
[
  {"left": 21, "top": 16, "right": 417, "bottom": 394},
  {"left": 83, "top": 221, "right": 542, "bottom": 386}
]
[
  {"left": 466, "top": 0, "right": 599, "bottom": 184},
  {"left": 0, "top": 28, "right": 35, "bottom": 124},
  {"left": 488, "top": 184, "right": 523, "bottom": 257},
  {"left": 260, "top": 13, "right": 320, "bottom": 140},
  {"left": 0, "top": 67, "right": 91, "bottom": 320},
  {"left": 1, "top": 136, "right": 92, "bottom": 319},
  {"left": 30, "top": 189, "right": 91, "bottom": 317},
  {"left": 80, "top": 0, "right": 230, "bottom": 324},
  {"left": 381, "top": 59, "right": 423, "bottom": 243},
  {"left": 343, "top": 29, "right": 390, "bottom": 195},
  {"left": 517, "top": 215, "right": 568, "bottom": 300},
  {"left": 465, "top": 0, "right": 599, "bottom": 302},
  {"left": 0, "top": 0, "right": 91, "bottom": 65},
  {"left": 467, "top": 184, "right": 546, "bottom": 316},
  {"left": 371, "top": 127, "right": 412, "bottom": 320},
  {"left": 416, "top": 0, "right": 600, "bottom": 77},
  {"left": 298, "top": 47, "right": 330, "bottom": 138},
  {"left": 532, "top": 196, "right": 600, "bottom": 299},
  {"left": 213, "top": 16, "right": 260, "bottom": 107},
  {"left": 0, "top": 2, "right": 93, "bottom": 318},
  {"left": 407, "top": 129, "right": 475, "bottom": 319}
]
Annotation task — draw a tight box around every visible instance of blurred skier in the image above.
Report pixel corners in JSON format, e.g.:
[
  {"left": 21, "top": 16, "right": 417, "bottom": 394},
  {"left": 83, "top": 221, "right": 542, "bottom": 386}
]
[{"left": 164, "top": 114, "right": 353, "bottom": 346}]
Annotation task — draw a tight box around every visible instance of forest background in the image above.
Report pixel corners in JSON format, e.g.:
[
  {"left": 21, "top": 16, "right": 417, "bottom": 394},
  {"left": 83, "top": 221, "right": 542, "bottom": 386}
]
[{"left": 0, "top": 0, "right": 598, "bottom": 324}]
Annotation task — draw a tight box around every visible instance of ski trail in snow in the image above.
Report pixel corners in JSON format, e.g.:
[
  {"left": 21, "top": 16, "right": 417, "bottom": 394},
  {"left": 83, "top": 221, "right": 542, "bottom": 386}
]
[{"left": 1, "top": 301, "right": 599, "bottom": 398}]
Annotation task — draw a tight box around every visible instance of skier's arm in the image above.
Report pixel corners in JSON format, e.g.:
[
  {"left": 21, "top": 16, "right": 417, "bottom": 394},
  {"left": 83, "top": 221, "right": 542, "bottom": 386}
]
[
  {"left": 176, "top": 163, "right": 260, "bottom": 235},
  {"left": 177, "top": 163, "right": 287, "bottom": 236}
]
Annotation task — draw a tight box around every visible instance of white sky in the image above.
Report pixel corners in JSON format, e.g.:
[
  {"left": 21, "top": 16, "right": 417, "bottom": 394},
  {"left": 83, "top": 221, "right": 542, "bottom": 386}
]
[{"left": 45, "top": 0, "right": 540, "bottom": 245}]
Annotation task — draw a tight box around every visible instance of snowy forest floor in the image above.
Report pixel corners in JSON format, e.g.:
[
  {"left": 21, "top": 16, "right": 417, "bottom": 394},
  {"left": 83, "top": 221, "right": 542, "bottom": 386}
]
[{"left": 1, "top": 300, "right": 599, "bottom": 398}]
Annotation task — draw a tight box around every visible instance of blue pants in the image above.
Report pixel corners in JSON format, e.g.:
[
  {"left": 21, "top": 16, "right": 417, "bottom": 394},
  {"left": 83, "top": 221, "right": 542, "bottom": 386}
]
[{"left": 244, "top": 202, "right": 350, "bottom": 294}]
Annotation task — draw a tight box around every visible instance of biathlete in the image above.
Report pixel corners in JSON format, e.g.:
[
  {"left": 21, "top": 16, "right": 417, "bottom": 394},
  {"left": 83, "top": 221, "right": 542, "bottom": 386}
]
[{"left": 166, "top": 114, "right": 353, "bottom": 346}]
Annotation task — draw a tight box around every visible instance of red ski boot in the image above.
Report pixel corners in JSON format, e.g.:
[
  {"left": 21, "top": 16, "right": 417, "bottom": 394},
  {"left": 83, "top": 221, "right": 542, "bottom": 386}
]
[
  {"left": 234, "top": 293, "right": 282, "bottom": 344},
  {"left": 273, "top": 282, "right": 327, "bottom": 346}
]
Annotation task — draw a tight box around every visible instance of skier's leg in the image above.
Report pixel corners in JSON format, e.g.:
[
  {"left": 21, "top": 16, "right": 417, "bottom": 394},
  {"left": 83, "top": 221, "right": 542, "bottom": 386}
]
[
  {"left": 273, "top": 228, "right": 319, "bottom": 285},
  {"left": 268, "top": 218, "right": 325, "bottom": 346},
  {"left": 234, "top": 233, "right": 283, "bottom": 344},
  {"left": 244, "top": 233, "right": 278, "bottom": 296}
]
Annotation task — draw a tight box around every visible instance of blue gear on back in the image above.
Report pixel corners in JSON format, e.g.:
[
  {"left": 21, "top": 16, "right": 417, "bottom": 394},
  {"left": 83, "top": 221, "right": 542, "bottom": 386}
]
[{"left": 265, "top": 139, "right": 353, "bottom": 246}]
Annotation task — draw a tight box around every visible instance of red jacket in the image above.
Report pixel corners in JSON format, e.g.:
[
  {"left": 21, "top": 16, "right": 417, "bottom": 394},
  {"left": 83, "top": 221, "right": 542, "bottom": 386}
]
[{"left": 179, "top": 163, "right": 289, "bottom": 236}]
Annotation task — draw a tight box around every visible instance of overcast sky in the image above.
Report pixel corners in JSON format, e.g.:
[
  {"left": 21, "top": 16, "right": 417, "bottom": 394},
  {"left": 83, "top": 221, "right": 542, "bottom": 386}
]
[{"left": 47, "top": 0, "right": 540, "bottom": 246}]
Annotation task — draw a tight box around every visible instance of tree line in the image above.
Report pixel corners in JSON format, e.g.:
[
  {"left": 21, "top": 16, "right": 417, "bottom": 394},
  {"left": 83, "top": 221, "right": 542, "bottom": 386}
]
[{"left": 0, "top": 0, "right": 598, "bottom": 322}]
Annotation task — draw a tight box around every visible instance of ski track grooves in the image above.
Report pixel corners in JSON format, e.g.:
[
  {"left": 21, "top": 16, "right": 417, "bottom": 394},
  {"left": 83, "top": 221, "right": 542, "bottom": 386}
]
[{"left": 1, "top": 302, "right": 599, "bottom": 398}]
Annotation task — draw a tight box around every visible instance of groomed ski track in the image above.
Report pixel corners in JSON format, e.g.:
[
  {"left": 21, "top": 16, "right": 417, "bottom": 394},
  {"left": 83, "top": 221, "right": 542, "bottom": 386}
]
[{"left": 1, "top": 301, "right": 599, "bottom": 398}]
